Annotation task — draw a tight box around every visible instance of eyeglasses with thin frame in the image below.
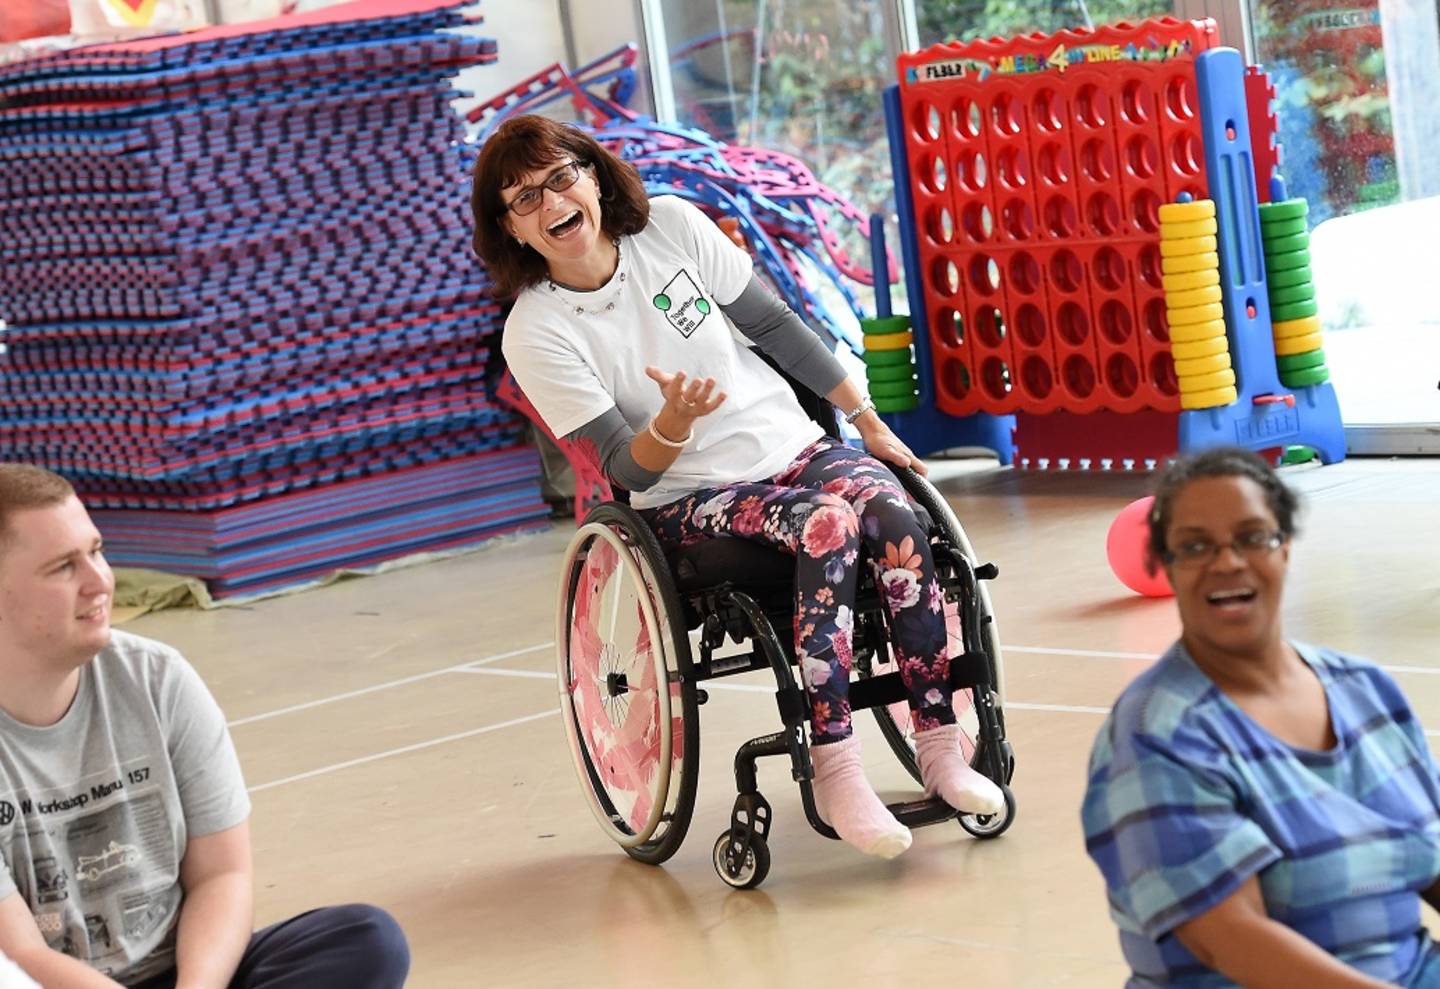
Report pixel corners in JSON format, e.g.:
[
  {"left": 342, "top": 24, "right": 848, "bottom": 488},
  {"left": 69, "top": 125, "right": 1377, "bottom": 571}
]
[
  {"left": 1163, "top": 529, "right": 1286, "bottom": 568},
  {"left": 503, "top": 160, "right": 584, "bottom": 216}
]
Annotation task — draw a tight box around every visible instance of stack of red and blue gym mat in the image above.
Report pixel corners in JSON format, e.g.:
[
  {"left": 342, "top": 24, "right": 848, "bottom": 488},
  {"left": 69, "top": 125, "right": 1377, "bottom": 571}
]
[{"left": 0, "top": 0, "right": 549, "bottom": 597}]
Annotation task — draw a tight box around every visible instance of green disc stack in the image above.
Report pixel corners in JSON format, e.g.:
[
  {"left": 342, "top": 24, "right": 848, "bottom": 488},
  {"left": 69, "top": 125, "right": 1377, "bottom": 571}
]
[
  {"left": 861, "top": 314, "right": 919, "bottom": 413},
  {"left": 1259, "top": 198, "right": 1329, "bottom": 389}
]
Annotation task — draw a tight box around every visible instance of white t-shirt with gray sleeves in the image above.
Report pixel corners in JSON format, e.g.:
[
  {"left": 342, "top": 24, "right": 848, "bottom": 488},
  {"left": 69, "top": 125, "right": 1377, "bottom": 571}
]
[
  {"left": 0, "top": 631, "right": 250, "bottom": 986},
  {"left": 502, "top": 195, "right": 825, "bottom": 510}
]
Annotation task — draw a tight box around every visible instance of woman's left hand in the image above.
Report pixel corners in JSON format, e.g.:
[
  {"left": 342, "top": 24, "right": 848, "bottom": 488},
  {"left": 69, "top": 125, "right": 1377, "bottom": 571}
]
[{"left": 857, "top": 417, "right": 928, "bottom": 477}]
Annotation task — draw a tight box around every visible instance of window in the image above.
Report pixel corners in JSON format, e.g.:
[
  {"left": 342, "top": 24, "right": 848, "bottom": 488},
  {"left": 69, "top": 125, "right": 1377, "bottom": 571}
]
[
  {"left": 1250, "top": 0, "right": 1440, "bottom": 434},
  {"left": 916, "top": 0, "right": 1174, "bottom": 46},
  {"left": 653, "top": 0, "right": 904, "bottom": 334}
]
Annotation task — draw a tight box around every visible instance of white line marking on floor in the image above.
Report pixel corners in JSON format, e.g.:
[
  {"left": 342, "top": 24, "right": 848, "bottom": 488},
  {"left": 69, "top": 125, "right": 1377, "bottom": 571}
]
[
  {"left": 246, "top": 709, "right": 558, "bottom": 793},
  {"left": 454, "top": 667, "right": 554, "bottom": 680},
  {"left": 1007, "top": 702, "right": 1110, "bottom": 715},
  {"left": 464, "top": 642, "right": 555, "bottom": 668},
  {"left": 462, "top": 667, "right": 1114, "bottom": 715},
  {"left": 241, "top": 668, "right": 1440, "bottom": 791},
  {"left": 459, "top": 666, "right": 780, "bottom": 693},
  {"left": 228, "top": 642, "right": 553, "bottom": 728},
  {"left": 1004, "top": 645, "right": 1157, "bottom": 660},
  {"left": 1006, "top": 645, "right": 1440, "bottom": 680},
  {"left": 232, "top": 640, "right": 1440, "bottom": 734}
]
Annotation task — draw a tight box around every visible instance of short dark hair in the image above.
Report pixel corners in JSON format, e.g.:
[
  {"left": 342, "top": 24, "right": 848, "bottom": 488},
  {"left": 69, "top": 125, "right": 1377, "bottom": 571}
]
[
  {"left": 0, "top": 464, "right": 76, "bottom": 551},
  {"left": 1146, "top": 446, "right": 1302, "bottom": 569},
  {"left": 469, "top": 114, "right": 651, "bottom": 299}
]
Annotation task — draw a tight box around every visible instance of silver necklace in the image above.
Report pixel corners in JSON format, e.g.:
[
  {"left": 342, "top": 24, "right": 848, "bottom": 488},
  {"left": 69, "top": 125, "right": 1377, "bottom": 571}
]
[{"left": 548, "top": 239, "right": 626, "bottom": 315}]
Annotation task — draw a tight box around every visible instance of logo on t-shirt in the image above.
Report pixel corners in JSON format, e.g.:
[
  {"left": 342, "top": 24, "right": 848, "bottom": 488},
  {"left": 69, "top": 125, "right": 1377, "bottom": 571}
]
[
  {"left": 0, "top": 799, "right": 13, "bottom": 826},
  {"left": 652, "top": 270, "right": 712, "bottom": 337}
]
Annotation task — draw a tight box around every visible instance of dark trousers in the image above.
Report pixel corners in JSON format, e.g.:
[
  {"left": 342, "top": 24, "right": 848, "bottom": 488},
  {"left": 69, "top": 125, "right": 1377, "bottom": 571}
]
[{"left": 133, "top": 904, "right": 409, "bottom": 989}]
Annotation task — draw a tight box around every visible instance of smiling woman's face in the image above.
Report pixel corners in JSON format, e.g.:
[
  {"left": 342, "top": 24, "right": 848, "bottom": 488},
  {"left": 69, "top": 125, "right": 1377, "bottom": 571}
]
[
  {"left": 501, "top": 155, "right": 605, "bottom": 276},
  {"left": 1164, "top": 474, "right": 1291, "bottom": 664}
]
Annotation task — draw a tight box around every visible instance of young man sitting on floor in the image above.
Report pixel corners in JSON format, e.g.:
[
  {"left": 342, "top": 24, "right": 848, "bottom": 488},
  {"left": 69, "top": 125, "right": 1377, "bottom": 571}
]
[{"left": 0, "top": 464, "right": 411, "bottom": 988}]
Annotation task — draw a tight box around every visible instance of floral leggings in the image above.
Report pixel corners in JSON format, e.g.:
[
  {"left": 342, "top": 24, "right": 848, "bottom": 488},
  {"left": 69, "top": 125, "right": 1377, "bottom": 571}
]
[{"left": 639, "top": 437, "right": 954, "bottom": 745}]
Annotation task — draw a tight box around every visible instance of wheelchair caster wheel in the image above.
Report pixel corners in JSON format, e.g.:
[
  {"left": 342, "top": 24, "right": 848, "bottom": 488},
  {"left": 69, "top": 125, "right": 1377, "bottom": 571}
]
[
  {"left": 958, "top": 783, "right": 1015, "bottom": 839},
  {"left": 713, "top": 831, "right": 770, "bottom": 890}
]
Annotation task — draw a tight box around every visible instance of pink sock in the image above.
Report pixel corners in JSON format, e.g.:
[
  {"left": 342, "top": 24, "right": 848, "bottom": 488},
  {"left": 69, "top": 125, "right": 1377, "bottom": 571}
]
[
  {"left": 914, "top": 724, "right": 1005, "bottom": 815},
  {"left": 810, "top": 735, "right": 912, "bottom": 859}
]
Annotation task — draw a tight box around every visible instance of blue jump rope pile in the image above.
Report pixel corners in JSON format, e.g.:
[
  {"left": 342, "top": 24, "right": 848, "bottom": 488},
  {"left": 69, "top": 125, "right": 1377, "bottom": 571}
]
[{"left": 0, "top": 0, "right": 549, "bottom": 597}]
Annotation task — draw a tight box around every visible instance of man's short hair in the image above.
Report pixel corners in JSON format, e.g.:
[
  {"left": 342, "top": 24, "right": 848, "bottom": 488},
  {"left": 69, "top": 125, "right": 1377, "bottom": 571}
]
[{"left": 0, "top": 464, "right": 77, "bottom": 552}]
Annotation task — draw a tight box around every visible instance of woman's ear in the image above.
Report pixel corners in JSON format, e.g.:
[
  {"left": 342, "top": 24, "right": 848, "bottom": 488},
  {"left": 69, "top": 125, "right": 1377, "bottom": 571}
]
[{"left": 583, "top": 161, "right": 604, "bottom": 195}]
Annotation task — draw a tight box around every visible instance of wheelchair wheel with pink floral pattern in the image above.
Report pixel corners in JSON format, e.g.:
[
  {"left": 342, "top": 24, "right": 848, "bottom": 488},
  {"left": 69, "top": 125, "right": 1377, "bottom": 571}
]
[{"left": 557, "top": 504, "right": 700, "bottom": 865}]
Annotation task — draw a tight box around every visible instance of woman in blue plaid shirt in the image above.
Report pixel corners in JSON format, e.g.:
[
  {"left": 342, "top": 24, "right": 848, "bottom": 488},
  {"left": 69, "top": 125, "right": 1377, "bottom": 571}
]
[{"left": 1083, "top": 447, "right": 1440, "bottom": 987}]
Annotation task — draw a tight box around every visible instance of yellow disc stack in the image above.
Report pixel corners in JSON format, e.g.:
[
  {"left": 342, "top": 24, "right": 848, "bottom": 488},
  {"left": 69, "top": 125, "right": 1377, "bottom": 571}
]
[{"left": 1159, "top": 198, "right": 1236, "bottom": 410}]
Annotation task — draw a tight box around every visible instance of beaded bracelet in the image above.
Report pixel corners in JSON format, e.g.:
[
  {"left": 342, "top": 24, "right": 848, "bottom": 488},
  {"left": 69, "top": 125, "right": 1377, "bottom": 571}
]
[{"left": 647, "top": 418, "right": 692, "bottom": 449}]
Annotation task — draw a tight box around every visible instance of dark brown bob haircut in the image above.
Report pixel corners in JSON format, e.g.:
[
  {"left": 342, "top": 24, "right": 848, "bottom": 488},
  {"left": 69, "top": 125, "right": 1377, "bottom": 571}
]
[{"left": 470, "top": 114, "right": 650, "bottom": 299}]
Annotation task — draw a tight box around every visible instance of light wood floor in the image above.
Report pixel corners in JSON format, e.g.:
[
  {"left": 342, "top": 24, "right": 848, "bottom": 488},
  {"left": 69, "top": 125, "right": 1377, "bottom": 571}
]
[{"left": 122, "top": 456, "right": 1440, "bottom": 988}]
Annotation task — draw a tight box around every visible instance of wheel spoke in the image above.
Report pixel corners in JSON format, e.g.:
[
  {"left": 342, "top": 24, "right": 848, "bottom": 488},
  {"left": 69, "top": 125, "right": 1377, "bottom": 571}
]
[{"left": 605, "top": 577, "right": 622, "bottom": 642}]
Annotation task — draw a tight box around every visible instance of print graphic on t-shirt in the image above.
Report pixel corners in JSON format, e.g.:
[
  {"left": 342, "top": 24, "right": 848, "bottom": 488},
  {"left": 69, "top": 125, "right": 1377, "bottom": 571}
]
[
  {"left": 35, "top": 910, "right": 65, "bottom": 939},
  {"left": 652, "top": 269, "right": 712, "bottom": 337},
  {"left": 50, "top": 928, "right": 79, "bottom": 957},
  {"left": 0, "top": 800, "right": 13, "bottom": 826},
  {"left": 84, "top": 913, "right": 114, "bottom": 951},
  {"left": 5, "top": 775, "right": 179, "bottom": 972},
  {"left": 121, "top": 888, "right": 170, "bottom": 941},
  {"left": 33, "top": 856, "right": 70, "bottom": 904},
  {"left": 75, "top": 840, "right": 141, "bottom": 883}
]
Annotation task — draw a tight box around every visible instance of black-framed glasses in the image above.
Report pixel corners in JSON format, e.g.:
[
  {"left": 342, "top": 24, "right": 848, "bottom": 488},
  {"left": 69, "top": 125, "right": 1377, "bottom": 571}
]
[
  {"left": 1163, "top": 530, "right": 1286, "bottom": 568},
  {"left": 503, "top": 160, "right": 584, "bottom": 216}
]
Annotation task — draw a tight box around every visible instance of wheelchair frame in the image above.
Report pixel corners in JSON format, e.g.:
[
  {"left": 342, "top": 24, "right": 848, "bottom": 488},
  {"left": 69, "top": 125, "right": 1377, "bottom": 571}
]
[{"left": 556, "top": 465, "right": 1016, "bottom": 890}]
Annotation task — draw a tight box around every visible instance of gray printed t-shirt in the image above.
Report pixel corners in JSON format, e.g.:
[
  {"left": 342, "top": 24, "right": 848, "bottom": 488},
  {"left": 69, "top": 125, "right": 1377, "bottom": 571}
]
[{"left": 0, "top": 630, "right": 250, "bottom": 985}]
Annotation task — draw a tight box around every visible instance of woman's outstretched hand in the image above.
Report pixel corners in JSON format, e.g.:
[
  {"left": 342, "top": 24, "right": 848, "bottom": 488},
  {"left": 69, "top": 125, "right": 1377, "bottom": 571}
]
[{"left": 645, "top": 366, "right": 727, "bottom": 428}]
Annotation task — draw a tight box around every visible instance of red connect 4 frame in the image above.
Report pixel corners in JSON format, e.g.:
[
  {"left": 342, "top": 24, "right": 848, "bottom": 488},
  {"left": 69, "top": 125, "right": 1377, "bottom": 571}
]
[{"left": 896, "top": 18, "right": 1220, "bottom": 420}]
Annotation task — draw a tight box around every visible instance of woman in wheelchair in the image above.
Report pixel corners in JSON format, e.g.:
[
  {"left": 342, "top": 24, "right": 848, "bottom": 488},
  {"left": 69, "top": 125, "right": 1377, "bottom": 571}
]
[{"left": 471, "top": 114, "right": 1005, "bottom": 860}]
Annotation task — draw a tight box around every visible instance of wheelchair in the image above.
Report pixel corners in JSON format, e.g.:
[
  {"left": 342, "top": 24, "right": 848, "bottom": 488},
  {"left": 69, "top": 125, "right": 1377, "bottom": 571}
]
[{"left": 553, "top": 371, "right": 1016, "bottom": 890}]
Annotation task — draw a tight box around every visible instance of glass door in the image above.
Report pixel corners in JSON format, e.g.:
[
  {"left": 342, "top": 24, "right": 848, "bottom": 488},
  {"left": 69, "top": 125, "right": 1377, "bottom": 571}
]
[{"left": 1249, "top": 0, "right": 1440, "bottom": 449}]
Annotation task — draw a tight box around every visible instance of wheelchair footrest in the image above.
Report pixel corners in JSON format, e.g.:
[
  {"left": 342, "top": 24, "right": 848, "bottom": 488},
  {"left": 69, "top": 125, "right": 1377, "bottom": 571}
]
[
  {"left": 850, "top": 652, "right": 992, "bottom": 712},
  {"left": 887, "top": 796, "right": 961, "bottom": 829}
]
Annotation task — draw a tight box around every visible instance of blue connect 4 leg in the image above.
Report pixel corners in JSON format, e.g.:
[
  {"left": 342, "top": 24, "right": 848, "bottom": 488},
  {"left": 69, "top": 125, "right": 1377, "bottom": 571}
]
[{"left": 1183, "top": 49, "right": 1345, "bottom": 464}]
